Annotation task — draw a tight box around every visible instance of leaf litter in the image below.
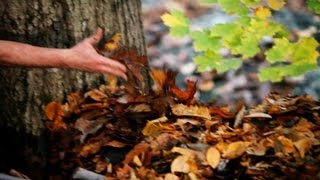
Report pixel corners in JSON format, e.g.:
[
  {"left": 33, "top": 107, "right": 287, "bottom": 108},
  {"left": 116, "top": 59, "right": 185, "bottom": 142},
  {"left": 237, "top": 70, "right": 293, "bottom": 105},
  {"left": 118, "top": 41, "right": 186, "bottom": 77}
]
[{"left": 45, "top": 49, "right": 320, "bottom": 179}]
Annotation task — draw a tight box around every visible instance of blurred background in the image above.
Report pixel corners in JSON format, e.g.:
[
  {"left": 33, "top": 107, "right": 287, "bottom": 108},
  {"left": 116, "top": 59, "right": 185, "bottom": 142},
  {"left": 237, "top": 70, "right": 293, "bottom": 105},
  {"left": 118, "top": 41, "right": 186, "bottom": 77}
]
[{"left": 141, "top": 0, "right": 320, "bottom": 108}]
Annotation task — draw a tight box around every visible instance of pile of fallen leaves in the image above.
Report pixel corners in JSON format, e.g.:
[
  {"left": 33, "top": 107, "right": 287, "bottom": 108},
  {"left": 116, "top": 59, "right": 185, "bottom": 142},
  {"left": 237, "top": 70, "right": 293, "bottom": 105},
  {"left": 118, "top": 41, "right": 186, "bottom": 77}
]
[{"left": 45, "top": 50, "right": 320, "bottom": 179}]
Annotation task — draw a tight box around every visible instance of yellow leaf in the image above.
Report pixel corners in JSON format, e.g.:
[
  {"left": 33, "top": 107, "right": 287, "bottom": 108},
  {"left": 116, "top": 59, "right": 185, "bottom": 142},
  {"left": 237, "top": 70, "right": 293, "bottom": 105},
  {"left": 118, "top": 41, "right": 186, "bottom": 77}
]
[
  {"left": 161, "top": 12, "right": 188, "bottom": 28},
  {"left": 142, "top": 121, "right": 163, "bottom": 137},
  {"left": 268, "top": 0, "right": 285, "bottom": 10},
  {"left": 172, "top": 104, "right": 211, "bottom": 120},
  {"left": 133, "top": 155, "right": 142, "bottom": 167},
  {"left": 104, "top": 33, "right": 122, "bottom": 51},
  {"left": 293, "top": 138, "right": 313, "bottom": 159},
  {"left": 255, "top": 7, "right": 271, "bottom": 19},
  {"left": 164, "top": 173, "right": 179, "bottom": 180},
  {"left": 222, "top": 141, "right": 249, "bottom": 159},
  {"left": 172, "top": 147, "right": 196, "bottom": 157},
  {"left": 171, "top": 155, "right": 190, "bottom": 173},
  {"left": 206, "top": 146, "right": 220, "bottom": 169}
]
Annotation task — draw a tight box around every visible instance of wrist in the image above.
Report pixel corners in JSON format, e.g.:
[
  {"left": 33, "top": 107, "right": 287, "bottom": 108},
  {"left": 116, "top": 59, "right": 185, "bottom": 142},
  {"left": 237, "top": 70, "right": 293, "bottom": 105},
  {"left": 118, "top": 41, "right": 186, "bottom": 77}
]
[{"left": 59, "top": 48, "right": 74, "bottom": 68}]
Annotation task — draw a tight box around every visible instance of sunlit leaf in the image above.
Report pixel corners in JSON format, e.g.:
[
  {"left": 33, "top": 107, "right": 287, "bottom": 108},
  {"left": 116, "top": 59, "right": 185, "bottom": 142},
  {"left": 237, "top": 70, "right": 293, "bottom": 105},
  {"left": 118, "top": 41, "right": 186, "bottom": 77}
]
[
  {"left": 206, "top": 146, "right": 220, "bottom": 169},
  {"left": 240, "top": 0, "right": 261, "bottom": 7},
  {"left": 254, "top": 7, "right": 271, "bottom": 19},
  {"left": 172, "top": 104, "right": 211, "bottom": 120},
  {"left": 222, "top": 141, "right": 249, "bottom": 159},
  {"left": 234, "top": 35, "right": 260, "bottom": 58},
  {"left": 161, "top": 10, "right": 190, "bottom": 37},
  {"left": 217, "top": 0, "right": 249, "bottom": 15},
  {"left": 171, "top": 155, "right": 191, "bottom": 173},
  {"left": 268, "top": 0, "right": 285, "bottom": 10},
  {"left": 190, "top": 30, "right": 221, "bottom": 52},
  {"left": 194, "top": 51, "right": 241, "bottom": 73},
  {"left": 292, "top": 37, "right": 319, "bottom": 65},
  {"left": 293, "top": 138, "right": 313, "bottom": 159},
  {"left": 265, "top": 38, "right": 294, "bottom": 63}
]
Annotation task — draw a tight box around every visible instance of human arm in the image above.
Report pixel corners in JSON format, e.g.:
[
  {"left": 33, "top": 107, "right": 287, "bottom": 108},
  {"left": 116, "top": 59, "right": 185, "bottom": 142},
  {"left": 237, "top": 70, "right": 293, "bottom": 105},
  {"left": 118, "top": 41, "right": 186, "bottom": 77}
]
[{"left": 0, "top": 28, "right": 127, "bottom": 80}]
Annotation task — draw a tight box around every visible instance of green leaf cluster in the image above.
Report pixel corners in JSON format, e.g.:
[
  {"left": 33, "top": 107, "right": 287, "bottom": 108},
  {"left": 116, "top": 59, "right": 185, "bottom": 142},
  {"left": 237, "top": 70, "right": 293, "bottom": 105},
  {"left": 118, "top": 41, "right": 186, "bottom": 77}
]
[{"left": 161, "top": 0, "right": 320, "bottom": 82}]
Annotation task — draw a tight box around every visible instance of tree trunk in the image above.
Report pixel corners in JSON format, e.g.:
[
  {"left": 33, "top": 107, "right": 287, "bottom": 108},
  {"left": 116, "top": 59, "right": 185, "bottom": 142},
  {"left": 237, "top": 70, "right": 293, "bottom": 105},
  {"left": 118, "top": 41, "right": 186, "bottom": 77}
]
[{"left": 0, "top": 0, "right": 147, "bottom": 177}]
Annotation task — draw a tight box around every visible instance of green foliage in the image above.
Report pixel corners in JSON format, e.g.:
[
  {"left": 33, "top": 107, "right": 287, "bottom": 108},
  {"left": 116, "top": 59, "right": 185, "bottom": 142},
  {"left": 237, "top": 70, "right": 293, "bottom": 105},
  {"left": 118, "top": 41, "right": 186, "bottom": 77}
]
[
  {"left": 200, "top": 0, "right": 217, "bottom": 4},
  {"left": 161, "top": 10, "right": 190, "bottom": 37},
  {"left": 194, "top": 51, "right": 242, "bottom": 73},
  {"left": 307, "top": 0, "right": 320, "bottom": 14},
  {"left": 161, "top": 0, "right": 320, "bottom": 82},
  {"left": 190, "top": 30, "right": 221, "bottom": 52}
]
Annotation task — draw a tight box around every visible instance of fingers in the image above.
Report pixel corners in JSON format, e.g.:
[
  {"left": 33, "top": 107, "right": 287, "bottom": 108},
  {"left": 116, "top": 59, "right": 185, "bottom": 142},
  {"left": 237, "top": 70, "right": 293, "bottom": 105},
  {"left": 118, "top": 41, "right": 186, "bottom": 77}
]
[
  {"left": 100, "top": 57, "right": 128, "bottom": 80},
  {"left": 87, "top": 27, "right": 104, "bottom": 45},
  {"left": 100, "top": 65, "right": 128, "bottom": 80}
]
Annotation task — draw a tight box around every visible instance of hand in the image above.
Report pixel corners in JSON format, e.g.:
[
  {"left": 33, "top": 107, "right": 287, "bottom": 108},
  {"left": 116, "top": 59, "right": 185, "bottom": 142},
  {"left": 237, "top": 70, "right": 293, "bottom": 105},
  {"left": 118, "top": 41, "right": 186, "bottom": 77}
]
[{"left": 64, "top": 28, "right": 127, "bottom": 80}]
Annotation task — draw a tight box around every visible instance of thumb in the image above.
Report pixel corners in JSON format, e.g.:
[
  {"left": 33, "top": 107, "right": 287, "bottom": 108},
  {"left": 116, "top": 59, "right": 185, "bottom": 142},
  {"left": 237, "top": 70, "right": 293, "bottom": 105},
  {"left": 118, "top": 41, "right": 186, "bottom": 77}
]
[{"left": 87, "top": 27, "right": 104, "bottom": 45}]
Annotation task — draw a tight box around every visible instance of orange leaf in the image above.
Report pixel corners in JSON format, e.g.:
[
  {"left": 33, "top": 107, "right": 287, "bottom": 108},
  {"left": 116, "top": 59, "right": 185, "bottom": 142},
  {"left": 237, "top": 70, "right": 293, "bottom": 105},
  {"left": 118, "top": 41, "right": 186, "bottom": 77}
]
[
  {"left": 123, "top": 143, "right": 152, "bottom": 166},
  {"left": 170, "top": 79, "right": 197, "bottom": 104},
  {"left": 79, "top": 141, "right": 102, "bottom": 157},
  {"left": 45, "top": 101, "right": 64, "bottom": 121},
  {"left": 150, "top": 68, "right": 168, "bottom": 93}
]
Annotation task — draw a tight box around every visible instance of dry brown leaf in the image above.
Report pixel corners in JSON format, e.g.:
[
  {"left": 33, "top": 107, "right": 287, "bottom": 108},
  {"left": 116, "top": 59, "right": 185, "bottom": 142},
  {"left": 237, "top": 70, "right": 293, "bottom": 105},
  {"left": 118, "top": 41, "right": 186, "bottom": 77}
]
[
  {"left": 164, "top": 173, "right": 179, "bottom": 180},
  {"left": 142, "top": 121, "right": 163, "bottom": 137},
  {"left": 171, "top": 155, "right": 190, "bottom": 173},
  {"left": 45, "top": 101, "right": 67, "bottom": 131},
  {"left": 246, "top": 142, "right": 267, "bottom": 156},
  {"left": 234, "top": 105, "right": 246, "bottom": 128},
  {"left": 85, "top": 89, "right": 108, "bottom": 102},
  {"left": 45, "top": 101, "right": 64, "bottom": 121},
  {"left": 277, "top": 136, "right": 296, "bottom": 155},
  {"left": 171, "top": 147, "right": 196, "bottom": 157},
  {"left": 104, "top": 33, "right": 122, "bottom": 51},
  {"left": 245, "top": 112, "right": 272, "bottom": 119},
  {"left": 127, "top": 103, "right": 152, "bottom": 113},
  {"left": 133, "top": 155, "right": 143, "bottom": 167},
  {"left": 170, "top": 79, "right": 197, "bottom": 104},
  {"left": 150, "top": 69, "right": 168, "bottom": 93},
  {"left": 103, "top": 140, "right": 128, "bottom": 148},
  {"left": 116, "top": 164, "right": 131, "bottom": 180},
  {"left": 95, "top": 160, "right": 107, "bottom": 173},
  {"left": 79, "top": 141, "right": 102, "bottom": 157},
  {"left": 293, "top": 138, "right": 313, "bottom": 159},
  {"left": 206, "top": 146, "right": 220, "bottom": 169},
  {"left": 222, "top": 141, "right": 249, "bottom": 159},
  {"left": 74, "top": 117, "right": 106, "bottom": 143},
  {"left": 65, "top": 92, "right": 84, "bottom": 115},
  {"left": 99, "top": 75, "right": 119, "bottom": 95},
  {"left": 172, "top": 104, "right": 211, "bottom": 120},
  {"left": 215, "top": 141, "right": 229, "bottom": 152},
  {"left": 209, "top": 106, "right": 234, "bottom": 119},
  {"left": 188, "top": 173, "right": 199, "bottom": 180},
  {"left": 123, "top": 143, "right": 151, "bottom": 165}
]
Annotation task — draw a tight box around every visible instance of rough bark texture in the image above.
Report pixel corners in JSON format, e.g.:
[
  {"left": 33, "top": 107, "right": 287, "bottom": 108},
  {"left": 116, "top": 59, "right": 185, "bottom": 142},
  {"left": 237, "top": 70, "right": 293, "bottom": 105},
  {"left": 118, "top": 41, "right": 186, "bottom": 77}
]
[
  {"left": 0, "top": 0, "right": 146, "bottom": 134},
  {"left": 0, "top": 0, "right": 147, "bottom": 176}
]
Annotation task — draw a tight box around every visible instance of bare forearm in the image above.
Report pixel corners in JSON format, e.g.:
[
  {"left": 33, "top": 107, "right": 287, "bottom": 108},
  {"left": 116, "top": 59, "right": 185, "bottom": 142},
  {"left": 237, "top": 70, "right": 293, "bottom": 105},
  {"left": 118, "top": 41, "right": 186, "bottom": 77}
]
[
  {"left": 0, "top": 40, "right": 68, "bottom": 68},
  {"left": 0, "top": 28, "right": 127, "bottom": 79}
]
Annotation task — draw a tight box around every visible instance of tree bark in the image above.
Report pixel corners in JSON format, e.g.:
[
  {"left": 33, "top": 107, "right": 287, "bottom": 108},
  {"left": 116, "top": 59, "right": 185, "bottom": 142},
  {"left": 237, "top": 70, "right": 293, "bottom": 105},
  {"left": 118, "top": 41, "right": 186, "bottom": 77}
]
[{"left": 0, "top": 0, "right": 147, "bottom": 177}]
